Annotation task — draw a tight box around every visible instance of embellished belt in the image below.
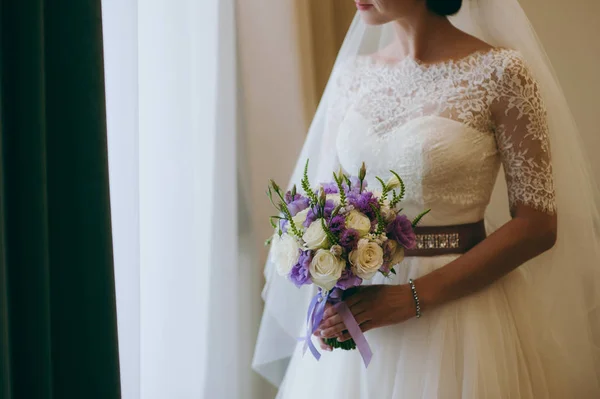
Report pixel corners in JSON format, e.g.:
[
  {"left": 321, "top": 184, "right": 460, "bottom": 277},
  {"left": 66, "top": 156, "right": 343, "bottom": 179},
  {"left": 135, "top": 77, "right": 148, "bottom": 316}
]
[{"left": 405, "top": 220, "right": 487, "bottom": 257}]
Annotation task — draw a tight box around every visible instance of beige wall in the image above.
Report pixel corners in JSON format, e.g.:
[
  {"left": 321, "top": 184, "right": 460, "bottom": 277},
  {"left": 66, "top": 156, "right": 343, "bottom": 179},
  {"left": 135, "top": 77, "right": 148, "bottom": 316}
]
[{"left": 520, "top": 0, "right": 600, "bottom": 178}]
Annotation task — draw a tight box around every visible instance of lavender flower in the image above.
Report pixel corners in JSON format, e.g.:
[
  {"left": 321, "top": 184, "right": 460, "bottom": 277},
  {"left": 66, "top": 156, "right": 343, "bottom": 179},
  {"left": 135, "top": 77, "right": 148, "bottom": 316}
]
[
  {"left": 387, "top": 215, "right": 416, "bottom": 249},
  {"left": 339, "top": 229, "right": 360, "bottom": 250},
  {"left": 288, "top": 196, "right": 310, "bottom": 216},
  {"left": 304, "top": 199, "right": 336, "bottom": 228},
  {"left": 321, "top": 182, "right": 339, "bottom": 194},
  {"left": 329, "top": 215, "right": 346, "bottom": 234},
  {"left": 336, "top": 268, "right": 362, "bottom": 290},
  {"left": 279, "top": 219, "right": 288, "bottom": 234},
  {"left": 284, "top": 191, "right": 302, "bottom": 204},
  {"left": 290, "top": 251, "right": 312, "bottom": 287},
  {"left": 348, "top": 191, "right": 379, "bottom": 219}
]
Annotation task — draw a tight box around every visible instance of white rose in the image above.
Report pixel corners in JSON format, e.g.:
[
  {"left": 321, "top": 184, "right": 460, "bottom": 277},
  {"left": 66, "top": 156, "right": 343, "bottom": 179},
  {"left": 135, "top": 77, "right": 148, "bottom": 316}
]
[
  {"left": 309, "top": 249, "right": 345, "bottom": 290},
  {"left": 349, "top": 239, "right": 384, "bottom": 280},
  {"left": 384, "top": 239, "right": 405, "bottom": 267},
  {"left": 380, "top": 201, "right": 396, "bottom": 223},
  {"left": 345, "top": 210, "right": 372, "bottom": 237},
  {"left": 271, "top": 233, "right": 301, "bottom": 276},
  {"left": 326, "top": 194, "right": 341, "bottom": 206},
  {"left": 292, "top": 208, "right": 310, "bottom": 230},
  {"left": 330, "top": 244, "right": 343, "bottom": 257},
  {"left": 386, "top": 174, "right": 401, "bottom": 189},
  {"left": 303, "top": 218, "right": 330, "bottom": 250}
]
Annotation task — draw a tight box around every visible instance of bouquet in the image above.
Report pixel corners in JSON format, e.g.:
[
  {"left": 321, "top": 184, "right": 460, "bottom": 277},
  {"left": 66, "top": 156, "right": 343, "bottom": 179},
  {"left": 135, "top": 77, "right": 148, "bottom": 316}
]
[{"left": 266, "top": 160, "right": 429, "bottom": 366}]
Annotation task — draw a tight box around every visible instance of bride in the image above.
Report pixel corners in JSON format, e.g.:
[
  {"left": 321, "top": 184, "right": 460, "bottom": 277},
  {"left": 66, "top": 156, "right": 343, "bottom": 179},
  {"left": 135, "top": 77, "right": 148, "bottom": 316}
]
[{"left": 253, "top": 0, "right": 600, "bottom": 397}]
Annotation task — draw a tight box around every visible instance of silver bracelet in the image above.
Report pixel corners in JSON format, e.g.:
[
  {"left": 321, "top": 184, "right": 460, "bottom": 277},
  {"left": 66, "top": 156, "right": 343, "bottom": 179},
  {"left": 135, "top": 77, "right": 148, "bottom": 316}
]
[{"left": 408, "top": 279, "right": 422, "bottom": 318}]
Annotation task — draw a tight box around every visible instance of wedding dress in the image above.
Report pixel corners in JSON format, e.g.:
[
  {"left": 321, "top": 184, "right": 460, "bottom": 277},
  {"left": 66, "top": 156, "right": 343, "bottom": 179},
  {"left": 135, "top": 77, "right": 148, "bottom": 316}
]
[
  {"left": 273, "top": 48, "right": 599, "bottom": 399},
  {"left": 253, "top": 1, "right": 600, "bottom": 397}
]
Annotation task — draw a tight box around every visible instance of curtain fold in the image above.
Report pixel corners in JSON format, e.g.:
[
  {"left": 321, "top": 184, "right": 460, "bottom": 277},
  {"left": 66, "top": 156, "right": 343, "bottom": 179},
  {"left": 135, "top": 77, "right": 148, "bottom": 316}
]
[
  {"left": 103, "top": 0, "right": 267, "bottom": 397},
  {"left": 0, "top": 1, "right": 121, "bottom": 398}
]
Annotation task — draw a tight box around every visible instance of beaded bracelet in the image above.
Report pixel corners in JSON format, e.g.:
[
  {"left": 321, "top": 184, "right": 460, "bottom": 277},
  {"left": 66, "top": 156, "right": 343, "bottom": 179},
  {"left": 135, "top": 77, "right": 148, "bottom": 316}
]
[{"left": 408, "top": 279, "right": 422, "bottom": 319}]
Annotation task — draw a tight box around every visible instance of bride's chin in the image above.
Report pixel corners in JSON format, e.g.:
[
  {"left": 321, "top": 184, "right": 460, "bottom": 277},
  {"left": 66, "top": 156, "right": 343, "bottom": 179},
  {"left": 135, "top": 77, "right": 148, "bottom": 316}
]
[{"left": 359, "top": 13, "right": 391, "bottom": 26}]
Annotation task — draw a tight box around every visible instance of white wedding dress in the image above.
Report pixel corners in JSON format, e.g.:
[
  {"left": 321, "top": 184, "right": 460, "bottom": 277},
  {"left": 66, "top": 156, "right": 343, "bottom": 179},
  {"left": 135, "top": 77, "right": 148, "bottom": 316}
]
[{"left": 275, "top": 48, "right": 599, "bottom": 398}]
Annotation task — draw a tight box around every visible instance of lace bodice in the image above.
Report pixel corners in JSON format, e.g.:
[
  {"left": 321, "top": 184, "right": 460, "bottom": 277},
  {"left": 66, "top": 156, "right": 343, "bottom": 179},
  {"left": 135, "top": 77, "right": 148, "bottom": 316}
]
[{"left": 329, "top": 48, "right": 556, "bottom": 225}]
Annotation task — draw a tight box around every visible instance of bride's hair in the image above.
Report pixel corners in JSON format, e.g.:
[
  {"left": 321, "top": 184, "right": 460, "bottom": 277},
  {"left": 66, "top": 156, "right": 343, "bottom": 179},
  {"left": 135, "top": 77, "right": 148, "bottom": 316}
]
[{"left": 426, "top": 0, "right": 462, "bottom": 16}]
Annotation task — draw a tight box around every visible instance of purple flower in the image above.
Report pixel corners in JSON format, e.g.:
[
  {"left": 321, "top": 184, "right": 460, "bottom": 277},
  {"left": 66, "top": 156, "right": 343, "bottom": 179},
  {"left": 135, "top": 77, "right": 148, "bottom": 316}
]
[
  {"left": 339, "top": 229, "right": 360, "bottom": 250},
  {"left": 304, "top": 200, "right": 336, "bottom": 228},
  {"left": 329, "top": 215, "right": 346, "bottom": 234},
  {"left": 348, "top": 191, "right": 379, "bottom": 219},
  {"left": 321, "top": 182, "right": 339, "bottom": 194},
  {"left": 287, "top": 196, "right": 309, "bottom": 216},
  {"left": 347, "top": 176, "right": 367, "bottom": 193},
  {"left": 284, "top": 191, "right": 302, "bottom": 204},
  {"left": 279, "top": 219, "right": 288, "bottom": 233},
  {"left": 387, "top": 215, "right": 416, "bottom": 249},
  {"left": 290, "top": 251, "right": 312, "bottom": 287},
  {"left": 336, "top": 268, "right": 362, "bottom": 290}
]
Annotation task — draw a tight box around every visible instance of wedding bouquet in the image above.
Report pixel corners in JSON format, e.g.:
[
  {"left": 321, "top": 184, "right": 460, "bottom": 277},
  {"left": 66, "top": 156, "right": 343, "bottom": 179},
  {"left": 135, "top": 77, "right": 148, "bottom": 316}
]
[{"left": 266, "top": 160, "right": 429, "bottom": 365}]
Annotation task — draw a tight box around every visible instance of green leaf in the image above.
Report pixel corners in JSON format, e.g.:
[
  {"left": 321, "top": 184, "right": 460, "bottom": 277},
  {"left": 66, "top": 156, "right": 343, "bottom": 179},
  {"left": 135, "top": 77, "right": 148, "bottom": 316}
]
[
  {"left": 389, "top": 170, "right": 405, "bottom": 206},
  {"left": 321, "top": 218, "right": 338, "bottom": 245},
  {"left": 333, "top": 172, "right": 348, "bottom": 207},
  {"left": 301, "top": 159, "right": 318, "bottom": 206},
  {"left": 412, "top": 209, "right": 431, "bottom": 228},
  {"left": 390, "top": 268, "right": 397, "bottom": 275}
]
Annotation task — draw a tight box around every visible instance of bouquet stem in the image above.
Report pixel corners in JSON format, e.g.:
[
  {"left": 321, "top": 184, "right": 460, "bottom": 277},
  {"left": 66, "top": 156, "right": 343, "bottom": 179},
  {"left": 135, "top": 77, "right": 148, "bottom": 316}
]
[{"left": 324, "top": 337, "right": 356, "bottom": 351}]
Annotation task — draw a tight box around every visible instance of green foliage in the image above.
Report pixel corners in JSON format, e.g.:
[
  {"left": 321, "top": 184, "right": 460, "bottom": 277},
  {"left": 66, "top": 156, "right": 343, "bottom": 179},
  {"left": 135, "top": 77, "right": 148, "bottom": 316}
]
[
  {"left": 412, "top": 209, "right": 431, "bottom": 228},
  {"left": 321, "top": 218, "right": 338, "bottom": 245},
  {"left": 370, "top": 203, "right": 386, "bottom": 235},
  {"left": 301, "top": 159, "right": 319, "bottom": 206},
  {"left": 333, "top": 172, "right": 348, "bottom": 207}
]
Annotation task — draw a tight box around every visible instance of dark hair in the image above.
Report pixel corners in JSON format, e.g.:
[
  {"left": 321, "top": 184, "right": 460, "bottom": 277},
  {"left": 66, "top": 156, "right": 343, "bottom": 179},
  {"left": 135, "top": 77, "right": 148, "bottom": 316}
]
[{"left": 426, "top": 0, "right": 462, "bottom": 16}]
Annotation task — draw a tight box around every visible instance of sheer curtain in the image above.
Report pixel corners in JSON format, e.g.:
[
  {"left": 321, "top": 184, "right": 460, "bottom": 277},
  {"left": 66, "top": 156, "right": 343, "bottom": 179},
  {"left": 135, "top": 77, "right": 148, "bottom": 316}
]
[{"left": 102, "top": 0, "right": 263, "bottom": 397}]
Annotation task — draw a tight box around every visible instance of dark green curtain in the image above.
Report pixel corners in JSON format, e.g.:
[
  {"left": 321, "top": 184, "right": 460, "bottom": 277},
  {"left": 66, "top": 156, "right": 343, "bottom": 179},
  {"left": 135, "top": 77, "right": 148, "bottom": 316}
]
[{"left": 0, "top": 1, "right": 121, "bottom": 398}]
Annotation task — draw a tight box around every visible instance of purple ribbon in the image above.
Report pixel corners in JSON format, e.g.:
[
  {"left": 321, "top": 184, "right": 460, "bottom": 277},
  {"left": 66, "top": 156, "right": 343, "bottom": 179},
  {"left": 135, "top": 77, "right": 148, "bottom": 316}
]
[
  {"left": 300, "top": 288, "right": 373, "bottom": 368},
  {"left": 300, "top": 291, "right": 327, "bottom": 360}
]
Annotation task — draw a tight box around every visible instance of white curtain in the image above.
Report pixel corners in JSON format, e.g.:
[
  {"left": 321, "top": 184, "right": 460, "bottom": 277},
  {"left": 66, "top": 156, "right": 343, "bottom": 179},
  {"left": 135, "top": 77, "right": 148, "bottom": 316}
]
[{"left": 102, "top": 0, "right": 264, "bottom": 397}]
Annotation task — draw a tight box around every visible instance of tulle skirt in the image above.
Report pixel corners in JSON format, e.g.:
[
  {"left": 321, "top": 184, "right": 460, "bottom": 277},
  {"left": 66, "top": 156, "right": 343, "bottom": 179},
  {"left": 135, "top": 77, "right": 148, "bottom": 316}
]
[{"left": 276, "top": 255, "right": 600, "bottom": 399}]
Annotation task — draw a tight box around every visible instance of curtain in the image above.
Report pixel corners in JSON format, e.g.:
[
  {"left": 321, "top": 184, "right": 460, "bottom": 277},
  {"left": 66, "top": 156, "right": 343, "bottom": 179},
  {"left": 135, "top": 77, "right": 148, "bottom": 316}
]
[
  {"left": 296, "top": 1, "right": 356, "bottom": 118},
  {"left": 102, "top": 0, "right": 266, "bottom": 397},
  {"left": 0, "top": 1, "right": 121, "bottom": 399}
]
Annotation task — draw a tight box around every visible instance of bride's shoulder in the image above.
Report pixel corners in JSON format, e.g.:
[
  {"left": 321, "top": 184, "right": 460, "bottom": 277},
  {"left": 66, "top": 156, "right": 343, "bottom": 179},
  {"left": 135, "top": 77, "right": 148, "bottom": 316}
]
[{"left": 486, "top": 48, "right": 540, "bottom": 87}]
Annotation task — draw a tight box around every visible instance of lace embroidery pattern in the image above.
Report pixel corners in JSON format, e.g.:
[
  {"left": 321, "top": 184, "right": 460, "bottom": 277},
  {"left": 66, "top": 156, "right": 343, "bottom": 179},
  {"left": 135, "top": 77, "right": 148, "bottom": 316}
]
[{"left": 330, "top": 48, "right": 556, "bottom": 215}]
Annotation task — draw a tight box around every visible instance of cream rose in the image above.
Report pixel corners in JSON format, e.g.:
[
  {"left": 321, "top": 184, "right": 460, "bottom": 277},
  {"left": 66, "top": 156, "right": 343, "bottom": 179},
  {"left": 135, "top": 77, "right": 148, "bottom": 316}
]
[
  {"left": 384, "top": 239, "right": 405, "bottom": 267},
  {"left": 303, "top": 218, "right": 330, "bottom": 250},
  {"left": 271, "top": 233, "right": 301, "bottom": 276},
  {"left": 386, "top": 174, "right": 401, "bottom": 189},
  {"left": 309, "top": 249, "right": 345, "bottom": 290},
  {"left": 292, "top": 208, "right": 310, "bottom": 230},
  {"left": 380, "top": 201, "right": 396, "bottom": 223},
  {"left": 345, "top": 210, "right": 372, "bottom": 237},
  {"left": 326, "top": 193, "right": 341, "bottom": 206},
  {"left": 349, "top": 239, "right": 384, "bottom": 279}
]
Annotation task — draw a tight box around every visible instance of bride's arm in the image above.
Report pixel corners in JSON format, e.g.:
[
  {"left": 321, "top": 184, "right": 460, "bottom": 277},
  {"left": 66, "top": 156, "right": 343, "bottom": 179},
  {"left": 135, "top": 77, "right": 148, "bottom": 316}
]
[
  {"left": 419, "top": 53, "right": 558, "bottom": 311},
  {"left": 417, "top": 206, "right": 556, "bottom": 312}
]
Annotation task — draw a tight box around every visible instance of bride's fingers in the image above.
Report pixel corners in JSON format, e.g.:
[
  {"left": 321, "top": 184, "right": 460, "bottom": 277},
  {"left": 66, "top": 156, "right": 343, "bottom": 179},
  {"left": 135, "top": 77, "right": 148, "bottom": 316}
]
[
  {"left": 319, "top": 312, "right": 370, "bottom": 338},
  {"left": 337, "top": 321, "right": 374, "bottom": 342},
  {"left": 322, "top": 303, "right": 338, "bottom": 319},
  {"left": 319, "top": 313, "right": 343, "bottom": 330},
  {"left": 319, "top": 337, "right": 333, "bottom": 352}
]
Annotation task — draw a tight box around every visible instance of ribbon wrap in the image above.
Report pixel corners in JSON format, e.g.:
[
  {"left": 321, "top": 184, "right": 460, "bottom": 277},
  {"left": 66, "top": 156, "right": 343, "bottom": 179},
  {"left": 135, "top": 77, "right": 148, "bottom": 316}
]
[{"left": 300, "top": 288, "right": 373, "bottom": 367}]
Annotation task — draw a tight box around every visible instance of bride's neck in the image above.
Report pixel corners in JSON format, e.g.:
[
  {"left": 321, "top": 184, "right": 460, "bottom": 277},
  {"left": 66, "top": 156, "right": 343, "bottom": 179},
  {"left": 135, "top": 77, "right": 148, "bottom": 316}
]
[{"left": 388, "top": 12, "right": 461, "bottom": 62}]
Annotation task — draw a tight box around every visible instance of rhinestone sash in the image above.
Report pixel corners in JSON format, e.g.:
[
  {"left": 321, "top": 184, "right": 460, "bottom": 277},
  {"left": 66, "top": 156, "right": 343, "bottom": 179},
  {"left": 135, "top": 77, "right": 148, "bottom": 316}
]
[{"left": 405, "top": 220, "right": 487, "bottom": 257}]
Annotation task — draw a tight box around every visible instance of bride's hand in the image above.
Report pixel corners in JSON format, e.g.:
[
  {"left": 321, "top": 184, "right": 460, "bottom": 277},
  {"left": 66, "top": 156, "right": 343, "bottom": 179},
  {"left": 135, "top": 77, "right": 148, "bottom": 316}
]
[{"left": 315, "top": 284, "right": 416, "bottom": 342}]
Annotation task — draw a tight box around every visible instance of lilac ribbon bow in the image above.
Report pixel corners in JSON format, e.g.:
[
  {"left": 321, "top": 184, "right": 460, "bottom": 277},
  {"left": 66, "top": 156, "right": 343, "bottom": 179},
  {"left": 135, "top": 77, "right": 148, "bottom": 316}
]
[{"left": 301, "top": 288, "right": 373, "bottom": 367}]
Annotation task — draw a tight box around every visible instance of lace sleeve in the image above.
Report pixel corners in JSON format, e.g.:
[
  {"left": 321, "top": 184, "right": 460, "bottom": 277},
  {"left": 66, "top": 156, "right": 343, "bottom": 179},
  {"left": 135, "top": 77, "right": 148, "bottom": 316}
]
[{"left": 491, "top": 53, "right": 556, "bottom": 215}]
